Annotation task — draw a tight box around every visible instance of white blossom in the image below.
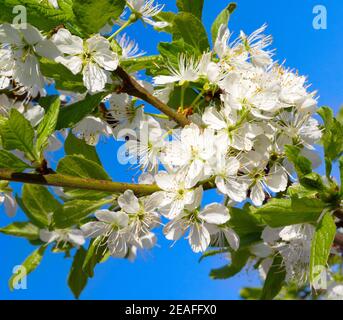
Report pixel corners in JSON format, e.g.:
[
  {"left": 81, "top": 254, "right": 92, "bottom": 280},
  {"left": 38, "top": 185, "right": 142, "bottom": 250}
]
[{"left": 52, "top": 29, "right": 119, "bottom": 93}]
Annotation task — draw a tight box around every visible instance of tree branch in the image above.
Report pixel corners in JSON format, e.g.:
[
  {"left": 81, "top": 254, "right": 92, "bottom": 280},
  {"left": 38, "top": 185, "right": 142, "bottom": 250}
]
[
  {"left": 0, "top": 169, "right": 159, "bottom": 196},
  {"left": 114, "top": 66, "right": 191, "bottom": 127},
  {"left": 0, "top": 169, "right": 215, "bottom": 196}
]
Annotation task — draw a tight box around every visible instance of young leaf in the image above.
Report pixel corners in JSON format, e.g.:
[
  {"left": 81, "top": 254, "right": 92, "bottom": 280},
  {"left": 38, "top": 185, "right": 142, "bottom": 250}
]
[
  {"left": 0, "top": 109, "right": 37, "bottom": 161},
  {"left": 176, "top": 0, "right": 204, "bottom": 19},
  {"left": 211, "top": 3, "right": 237, "bottom": 44},
  {"left": 72, "top": 0, "right": 126, "bottom": 34},
  {"left": 0, "top": 222, "right": 39, "bottom": 240},
  {"left": 210, "top": 249, "right": 250, "bottom": 279},
  {"left": 0, "top": 150, "right": 32, "bottom": 171},
  {"left": 310, "top": 212, "right": 336, "bottom": 286},
  {"left": 53, "top": 198, "right": 110, "bottom": 229},
  {"left": 260, "top": 253, "right": 286, "bottom": 300},
  {"left": 56, "top": 93, "right": 106, "bottom": 130},
  {"left": 9, "top": 245, "right": 46, "bottom": 291},
  {"left": 172, "top": 12, "right": 210, "bottom": 54},
  {"left": 64, "top": 132, "right": 101, "bottom": 165},
  {"left": 22, "top": 184, "right": 62, "bottom": 227},
  {"left": 254, "top": 197, "right": 325, "bottom": 228},
  {"left": 35, "top": 96, "right": 60, "bottom": 154},
  {"left": 68, "top": 247, "right": 88, "bottom": 299}
]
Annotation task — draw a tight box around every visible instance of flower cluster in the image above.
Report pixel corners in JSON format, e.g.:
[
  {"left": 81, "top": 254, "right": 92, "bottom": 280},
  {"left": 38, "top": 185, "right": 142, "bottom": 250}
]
[
  {"left": 109, "top": 24, "right": 322, "bottom": 254},
  {"left": 0, "top": 1, "right": 330, "bottom": 295}
]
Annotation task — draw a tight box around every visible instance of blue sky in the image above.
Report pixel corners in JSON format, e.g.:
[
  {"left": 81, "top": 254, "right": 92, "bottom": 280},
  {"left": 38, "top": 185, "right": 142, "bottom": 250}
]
[{"left": 1, "top": 0, "right": 343, "bottom": 300}]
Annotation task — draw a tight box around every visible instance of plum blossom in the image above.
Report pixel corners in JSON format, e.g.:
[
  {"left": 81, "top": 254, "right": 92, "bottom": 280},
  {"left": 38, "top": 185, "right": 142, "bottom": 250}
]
[
  {"left": 118, "top": 190, "right": 160, "bottom": 248},
  {"left": 52, "top": 29, "right": 119, "bottom": 93},
  {"left": 0, "top": 23, "right": 59, "bottom": 97},
  {"left": 151, "top": 171, "right": 202, "bottom": 219},
  {"left": 161, "top": 123, "right": 215, "bottom": 186},
  {"left": 81, "top": 210, "right": 130, "bottom": 258},
  {"left": 163, "top": 187, "right": 238, "bottom": 253}
]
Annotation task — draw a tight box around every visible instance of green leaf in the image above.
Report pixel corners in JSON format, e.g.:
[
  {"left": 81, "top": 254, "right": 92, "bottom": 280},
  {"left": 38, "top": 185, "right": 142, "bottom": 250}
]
[
  {"left": 9, "top": 245, "right": 46, "bottom": 291},
  {"left": 310, "top": 213, "right": 336, "bottom": 286},
  {"left": 254, "top": 197, "right": 325, "bottom": 228},
  {"left": 56, "top": 93, "right": 106, "bottom": 130},
  {"left": 64, "top": 132, "right": 101, "bottom": 165},
  {"left": 284, "top": 145, "right": 312, "bottom": 178},
  {"left": 158, "top": 40, "right": 196, "bottom": 67},
  {"left": 211, "top": 2, "right": 237, "bottom": 44},
  {"left": 1, "top": 0, "right": 75, "bottom": 32},
  {"left": 260, "top": 253, "right": 286, "bottom": 300},
  {"left": 83, "top": 237, "right": 108, "bottom": 278},
  {"left": 0, "top": 150, "right": 32, "bottom": 171},
  {"left": 153, "top": 11, "right": 176, "bottom": 34},
  {"left": 287, "top": 183, "right": 320, "bottom": 198},
  {"left": 318, "top": 106, "right": 343, "bottom": 177},
  {"left": 0, "top": 109, "right": 37, "bottom": 161},
  {"left": 68, "top": 247, "right": 88, "bottom": 299},
  {"left": 0, "top": 222, "right": 39, "bottom": 240},
  {"left": 35, "top": 96, "right": 60, "bottom": 154},
  {"left": 210, "top": 249, "right": 250, "bottom": 279},
  {"left": 172, "top": 12, "right": 210, "bottom": 54},
  {"left": 176, "top": 0, "right": 204, "bottom": 19},
  {"left": 228, "top": 205, "right": 264, "bottom": 236},
  {"left": 40, "top": 58, "right": 86, "bottom": 93},
  {"left": 22, "top": 184, "right": 62, "bottom": 227},
  {"left": 57, "top": 155, "right": 110, "bottom": 180},
  {"left": 72, "top": 0, "right": 126, "bottom": 34},
  {"left": 53, "top": 198, "right": 110, "bottom": 228},
  {"left": 300, "top": 172, "right": 325, "bottom": 191}
]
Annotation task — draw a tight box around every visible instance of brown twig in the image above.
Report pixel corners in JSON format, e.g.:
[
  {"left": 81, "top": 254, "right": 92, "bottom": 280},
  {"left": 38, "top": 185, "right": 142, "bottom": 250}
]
[{"left": 114, "top": 66, "right": 190, "bottom": 127}]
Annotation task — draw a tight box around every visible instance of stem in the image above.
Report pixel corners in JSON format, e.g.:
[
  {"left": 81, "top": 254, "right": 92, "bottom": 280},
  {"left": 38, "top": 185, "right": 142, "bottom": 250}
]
[
  {"left": 190, "top": 89, "right": 205, "bottom": 107},
  {"left": 144, "top": 112, "right": 170, "bottom": 120},
  {"left": 0, "top": 169, "right": 159, "bottom": 196},
  {"left": 180, "top": 84, "right": 186, "bottom": 111},
  {"left": 114, "top": 66, "right": 190, "bottom": 127},
  {"left": 0, "top": 169, "right": 216, "bottom": 195},
  {"left": 108, "top": 20, "right": 132, "bottom": 41}
]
